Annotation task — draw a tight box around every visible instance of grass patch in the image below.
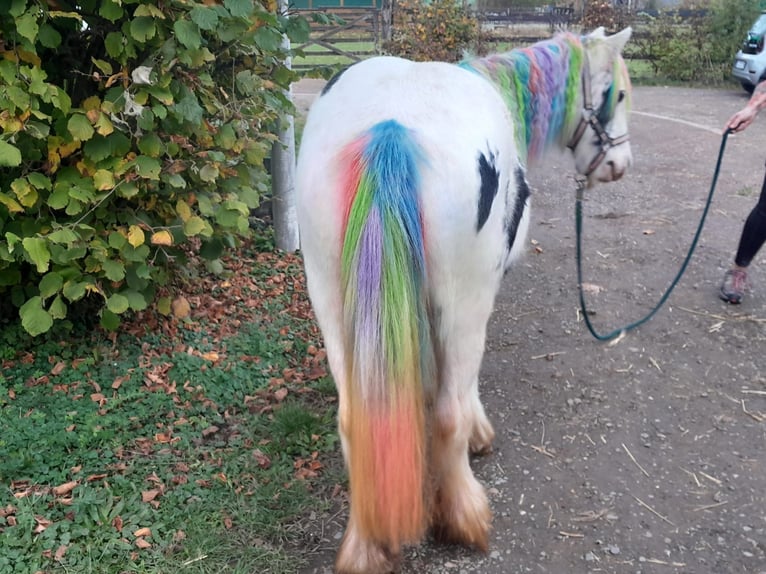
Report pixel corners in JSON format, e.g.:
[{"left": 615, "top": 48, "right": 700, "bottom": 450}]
[{"left": 0, "top": 241, "right": 340, "bottom": 573}]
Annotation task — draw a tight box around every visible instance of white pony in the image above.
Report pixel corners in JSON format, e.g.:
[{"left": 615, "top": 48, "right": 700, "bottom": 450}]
[{"left": 296, "top": 28, "right": 633, "bottom": 573}]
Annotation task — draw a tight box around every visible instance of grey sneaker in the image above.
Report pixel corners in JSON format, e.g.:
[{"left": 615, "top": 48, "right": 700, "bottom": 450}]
[{"left": 719, "top": 268, "right": 747, "bottom": 304}]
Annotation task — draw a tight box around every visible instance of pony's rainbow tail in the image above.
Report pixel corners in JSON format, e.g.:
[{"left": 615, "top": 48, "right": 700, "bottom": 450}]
[{"left": 339, "top": 120, "right": 433, "bottom": 551}]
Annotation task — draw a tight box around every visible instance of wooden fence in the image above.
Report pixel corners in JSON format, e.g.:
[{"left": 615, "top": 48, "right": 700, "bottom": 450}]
[
  {"left": 293, "top": 7, "right": 705, "bottom": 69},
  {"left": 293, "top": 7, "right": 380, "bottom": 70}
]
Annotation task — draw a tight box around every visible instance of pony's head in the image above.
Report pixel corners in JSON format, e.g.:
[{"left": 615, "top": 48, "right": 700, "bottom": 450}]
[{"left": 568, "top": 27, "right": 633, "bottom": 187}]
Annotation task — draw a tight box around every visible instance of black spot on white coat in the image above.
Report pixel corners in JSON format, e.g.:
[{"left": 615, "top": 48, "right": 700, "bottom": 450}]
[
  {"left": 506, "top": 167, "right": 531, "bottom": 252},
  {"left": 476, "top": 149, "right": 500, "bottom": 232}
]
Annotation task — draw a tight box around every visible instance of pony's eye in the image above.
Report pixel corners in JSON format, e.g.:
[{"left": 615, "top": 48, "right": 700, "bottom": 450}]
[{"left": 617, "top": 90, "right": 626, "bottom": 103}]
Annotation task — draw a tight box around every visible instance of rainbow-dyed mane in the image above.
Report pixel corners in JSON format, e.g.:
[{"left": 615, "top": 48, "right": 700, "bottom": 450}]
[
  {"left": 460, "top": 33, "right": 632, "bottom": 163},
  {"left": 296, "top": 27, "right": 633, "bottom": 574}
]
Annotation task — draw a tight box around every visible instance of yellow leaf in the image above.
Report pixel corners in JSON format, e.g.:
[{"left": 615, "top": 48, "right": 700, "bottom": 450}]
[
  {"left": 82, "top": 96, "right": 101, "bottom": 111},
  {"left": 127, "top": 225, "right": 145, "bottom": 247},
  {"left": 133, "top": 527, "right": 152, "bottom": 538},
  {"left": 94, "top": 169, "right": 115, "bottom": 191},
  {"left": 176, "top": 199, "right": 192, "bottom": 222},
  {"left": 150, "top": 230, "right": 173, "bottom": 246},
  {"left": 157, "top": 296, "right": 172, "bottom": 316},
  {"left": 95, "top": 113, "right": 114, "bottom": 136},
  {"left": 171, "top": 296, "right": 190, "bottom": 319}
]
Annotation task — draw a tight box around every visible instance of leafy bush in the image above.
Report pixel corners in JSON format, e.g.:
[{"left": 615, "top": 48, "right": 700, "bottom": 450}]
[
  {"left": 581, "top": 0, "right": 619, "bottom": 31},
  {"left": 0, "top": 0, "right": 309, "bottom": 335},
  {"left": 385, "top": 0, "right": 481, "bottom": 62},
  {"left": 631, "top": 1, "right": 760, "bottom": 83}
]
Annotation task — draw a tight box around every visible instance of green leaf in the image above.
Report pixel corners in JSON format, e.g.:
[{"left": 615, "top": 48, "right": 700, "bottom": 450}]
[
  {"left": 285, "top": 16, "right": 311, "bottom": 44},
  {"left": 48, "top": 187, "right": 70, "bottom": 210},
  {"left": 190, "top": 6, "right": 219, "bottom": 30},
  {"left": 68, "top": 114, "right": 95, "bottom": 141},
  {"left": 183, "top": 216, "right": 207, "bottom": 237},
  {"left": 28, "top": 172, "right": 51, "bottom": 190},
  {"left": 20, "top": 296, "right": 53, "bottom": 336},
  {"left": 134, "top": 156, "right": 161, "bottom": 179},
  {"left": 199, "top": 164, "right": 219, "bottom": 183},
  {"left": 173, "top": 20, "right": 202, "bottom": 50},
  {"left": 39, "top": 271, "right": 64, "bottom": 299},
  {"left": 108, "top": 232, "right": 127, "bottom": 249},
  {"left": 130, "top": 16, "right": 156, "bottom": 43},
  {"left": 22, "top": 237, "right": 50, "bottom": 273},
  {"left": 105, "top": 31, "right": 124, "bottom": 58},
  {"left": 117, "top": 182, "right": 139, "bottom": 198},
  {"left": 100, "top": 309, "right": 120, "bottom": 331},
  {"left": 63, "top": 281, "right": 87, "bottom": 301},
  {"left": 125, "top": 290, "right": 148, "bottom": 311},
  {"left": 49, "top": 295, "right": 67, "bottom": 320},
  {"left": 91, "top": 58, "right": 113, "bottom": 76},
  {"left": 106, "top": 293, "right": 129, "bottom": 314},
  {"left": 99, "top": 0, "right": 124, "bottom": 22},
  {"left": 225, "top": 0, "right": 254, "bottom": 19},
  {"left": 83, "top": 135, "right": 112, "bottom": 163},
  {"left": 0, "top": 140, "right": 22, "bottom": 167},
  {"left": 6, "top": 86, "right": 31, "bottom": 111},
  {"left": 48, "top": 228, "right": 79, "bottom": 244},
  {"left": 138, "top": 133, "right": 162, "bottom": 157},
  {"left": 16, "top": 11, "right": 39, "bottom": 43},
  {"left": 163, "top": 173, "right": 186, "bottom": 189},
  {"left": 102, "top": 259, "right": 125, "bottom": 282},
  {"left": 26, "top": 120, "right": 50, "bottom": 139},
  {"left": 38, "top": 23, "right": 62, "bottom": 48},
  {"left": 175, "top": 90, "right": 203, "bottom": 124},
  {"left": 8, "top": 0, "right": 26, "bottom": 18},
  {"left": 239, "top": 186, "right": 260, "bottom": 208},
  {"left": 200, "top": 238, "right": 224, "bottom": 260},
  {"left": 254, "top": 26, "right": 283, "bottom": 52}
]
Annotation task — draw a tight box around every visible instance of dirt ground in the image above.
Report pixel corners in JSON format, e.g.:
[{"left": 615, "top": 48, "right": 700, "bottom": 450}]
[{"left": 294, "top": 81, "right": 766, "bottom": 574}]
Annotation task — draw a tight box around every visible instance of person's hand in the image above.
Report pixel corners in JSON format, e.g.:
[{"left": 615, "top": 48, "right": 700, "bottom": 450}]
[{"left": 726, "top": 105, "right": 759, "bottom": 133}]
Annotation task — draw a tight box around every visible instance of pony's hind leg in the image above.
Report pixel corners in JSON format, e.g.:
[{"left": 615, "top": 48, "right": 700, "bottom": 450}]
[
  {"left": 336, "top": 514, "right": 400, "bottom": 574},
  {"left": 430, "top": 303, "right": 494, "bottom": 551},
  {"left": 469, "top": 388, "right": 495, "bottom": 455}
]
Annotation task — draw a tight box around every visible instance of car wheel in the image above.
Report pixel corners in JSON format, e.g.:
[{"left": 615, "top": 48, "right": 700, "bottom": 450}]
[{"left": 742, "top": 81, "right": 756, "bottom": 94}]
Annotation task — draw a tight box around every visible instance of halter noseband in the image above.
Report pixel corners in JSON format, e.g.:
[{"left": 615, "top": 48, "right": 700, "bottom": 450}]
[{"left": 566, "top": 50, "right": 629, "bottom": 177}]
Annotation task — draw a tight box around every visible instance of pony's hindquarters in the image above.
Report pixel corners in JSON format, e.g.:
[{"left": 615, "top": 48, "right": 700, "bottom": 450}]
[
  {"left": 298, "top": 118, "right": 434, "bottom": 573},
  {"left": 297, "top": 56, "right": 528, "bottom": 571}
]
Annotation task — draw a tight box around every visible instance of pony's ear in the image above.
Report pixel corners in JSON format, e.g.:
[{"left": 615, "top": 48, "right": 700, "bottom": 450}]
[
  {"left": 607, "top": 27, "right": 632, "bottom": 54},
  {"left": 589, "top": 26, "right": 606, "bottom": 38}
]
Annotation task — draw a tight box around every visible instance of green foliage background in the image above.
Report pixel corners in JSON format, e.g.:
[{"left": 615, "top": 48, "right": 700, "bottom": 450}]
[
  {"left": 0, "top": 0, "right": 309, "bottom": 335},
  {"left": 630, "top": 0, "right": 762, "bottom": 82}
]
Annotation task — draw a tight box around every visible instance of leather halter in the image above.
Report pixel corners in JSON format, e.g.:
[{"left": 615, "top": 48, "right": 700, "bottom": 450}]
[{"left": 566, "top": 51, "right": 629, "bottom": 177}]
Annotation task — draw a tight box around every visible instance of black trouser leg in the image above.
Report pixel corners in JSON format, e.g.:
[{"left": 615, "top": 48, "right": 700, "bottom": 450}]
[{"left": 734, "top": 168, "right": 766, "bottom": 268}]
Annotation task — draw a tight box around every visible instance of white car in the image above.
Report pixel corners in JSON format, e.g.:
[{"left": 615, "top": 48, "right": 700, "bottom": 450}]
[{"left": 733, "top": 11, "right": 766, "bottom": 93}]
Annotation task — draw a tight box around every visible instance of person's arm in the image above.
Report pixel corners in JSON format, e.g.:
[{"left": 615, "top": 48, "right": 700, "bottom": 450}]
[{"left": 726, "top": 80, "right": 766, "bottom": 132}]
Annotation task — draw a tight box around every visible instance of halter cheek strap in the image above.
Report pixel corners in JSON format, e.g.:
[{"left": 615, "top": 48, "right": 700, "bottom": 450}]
[{"left": 566, "top": 52, "right": 629, "bottom": 177}]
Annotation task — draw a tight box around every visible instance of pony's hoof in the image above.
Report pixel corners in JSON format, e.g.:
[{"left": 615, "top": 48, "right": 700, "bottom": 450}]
[
  {"left": 431, "top": 480, "right": 491, "bottom": 552},
  {"left": 335, "top": 528, "right": 400, "bottom": 574},
  {"left": 469, "top": 417, "right": 495, "bottom": 455}
]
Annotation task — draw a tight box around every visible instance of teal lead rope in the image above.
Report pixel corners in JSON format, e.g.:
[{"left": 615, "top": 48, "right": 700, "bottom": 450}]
[{"left": 575, "top": 129, "right": 731, "bottom": 342}]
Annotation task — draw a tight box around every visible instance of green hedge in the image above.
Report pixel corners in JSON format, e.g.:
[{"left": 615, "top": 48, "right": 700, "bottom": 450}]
[{"left": 0, "top": 0, "right": 309, "bottom": 335}]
